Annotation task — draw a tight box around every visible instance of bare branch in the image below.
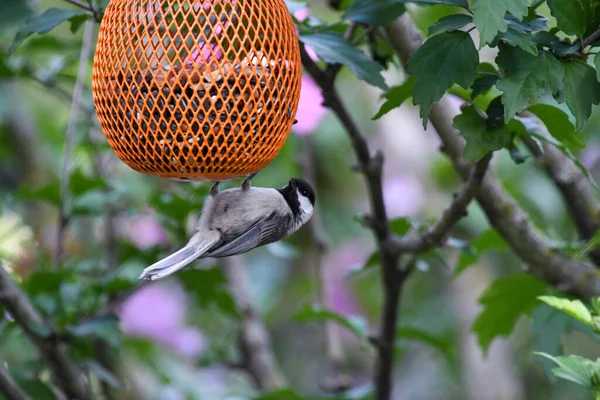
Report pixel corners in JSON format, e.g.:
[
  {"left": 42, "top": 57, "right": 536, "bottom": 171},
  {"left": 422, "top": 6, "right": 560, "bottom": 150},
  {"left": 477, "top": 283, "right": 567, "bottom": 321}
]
[
  {"left": 522, "top": 135, "right": 600, "bottom": 265},
  {"left": 52, "top": 21, "right": 96, "bottom": 271},
  {"left": 393, "top": 153, "right": 493, "bottom": 252},
  {"left": 300, "top": 41, "right": 406, "bottom": 400},
  {"left": 382, "top": 15, "right": 600, "bottom": 299},
  {"left": 583, "top": 28, "right": 600, "bottom": 48},
  {"left": 224, "top": 257, "right": 287, "bottom": 391},
  {"left": 0, "top": 363, "right": 31, "bottom": 400},
  {"left": 0, "top": 263, "right": 89, "bottom": 399}
]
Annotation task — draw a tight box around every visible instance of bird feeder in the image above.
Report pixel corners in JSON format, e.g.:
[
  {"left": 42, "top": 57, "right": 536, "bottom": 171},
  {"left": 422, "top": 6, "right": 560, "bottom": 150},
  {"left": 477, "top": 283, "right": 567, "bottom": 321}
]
[{"left": 92, "top": 0, "right": 301, "bottom": 181}]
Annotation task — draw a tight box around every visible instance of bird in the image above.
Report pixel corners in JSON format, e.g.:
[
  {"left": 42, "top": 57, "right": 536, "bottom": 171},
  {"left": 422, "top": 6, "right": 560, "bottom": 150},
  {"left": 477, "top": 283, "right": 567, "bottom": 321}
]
[{"left": 139, "top": 177, "right": 316, "bottom": 281}]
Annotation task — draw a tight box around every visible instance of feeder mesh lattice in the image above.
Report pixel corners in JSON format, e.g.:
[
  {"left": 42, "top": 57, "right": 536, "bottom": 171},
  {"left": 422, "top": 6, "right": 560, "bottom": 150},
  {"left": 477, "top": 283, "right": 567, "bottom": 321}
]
[{"left": 92, "top": 0, "right": 301, "bottom": 181}]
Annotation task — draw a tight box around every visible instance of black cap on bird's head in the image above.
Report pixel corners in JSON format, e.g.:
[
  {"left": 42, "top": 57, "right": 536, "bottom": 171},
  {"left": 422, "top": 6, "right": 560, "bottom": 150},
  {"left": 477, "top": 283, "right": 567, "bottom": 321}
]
[
  {"left": 289, "top": 178, "right": 315, "bottom": 206},
  {"left": 278, "top": 178, "right": 316, "bottom": 218}
]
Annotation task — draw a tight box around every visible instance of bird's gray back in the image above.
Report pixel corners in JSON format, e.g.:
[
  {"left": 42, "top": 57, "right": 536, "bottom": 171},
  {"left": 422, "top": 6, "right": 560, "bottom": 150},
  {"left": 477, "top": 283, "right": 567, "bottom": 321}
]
[{"left": 200, "top": 187, "right": 287, "bottom": 234}]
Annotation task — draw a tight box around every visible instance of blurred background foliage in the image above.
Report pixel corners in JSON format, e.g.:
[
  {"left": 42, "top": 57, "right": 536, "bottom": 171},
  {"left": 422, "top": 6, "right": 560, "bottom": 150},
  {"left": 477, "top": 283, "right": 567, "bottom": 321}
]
[{"left": 1, "top": 0, "right": 600, "bottom": 399}]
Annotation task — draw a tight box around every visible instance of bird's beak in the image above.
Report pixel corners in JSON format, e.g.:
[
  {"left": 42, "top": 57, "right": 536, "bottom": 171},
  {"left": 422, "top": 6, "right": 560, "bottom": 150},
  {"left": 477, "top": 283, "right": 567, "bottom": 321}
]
[{"left": 289, "top": 179, "right": 297, "bottom": 190}]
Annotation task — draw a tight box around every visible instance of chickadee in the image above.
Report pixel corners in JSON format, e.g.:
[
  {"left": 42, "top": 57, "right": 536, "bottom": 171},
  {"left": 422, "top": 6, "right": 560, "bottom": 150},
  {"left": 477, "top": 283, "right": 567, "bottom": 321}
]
[{"left": 139, "top": 177, "right": 316, "bottom": 281}]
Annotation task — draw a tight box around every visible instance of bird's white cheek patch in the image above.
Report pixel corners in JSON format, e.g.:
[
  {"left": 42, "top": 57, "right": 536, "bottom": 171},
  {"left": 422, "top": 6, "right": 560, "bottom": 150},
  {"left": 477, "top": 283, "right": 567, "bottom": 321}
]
[{"left": 297, "top": 190, "right": 314, "bottom": 219}]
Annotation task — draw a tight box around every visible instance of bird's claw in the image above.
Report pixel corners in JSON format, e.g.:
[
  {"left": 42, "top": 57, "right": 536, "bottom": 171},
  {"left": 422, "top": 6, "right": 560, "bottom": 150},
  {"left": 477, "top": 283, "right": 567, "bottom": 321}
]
[
  {"left": 241, "top": 172, "right": 258, "bottom": 191},
  {"left": 210, "top": 181, "right": 220, "bottom": 196}
]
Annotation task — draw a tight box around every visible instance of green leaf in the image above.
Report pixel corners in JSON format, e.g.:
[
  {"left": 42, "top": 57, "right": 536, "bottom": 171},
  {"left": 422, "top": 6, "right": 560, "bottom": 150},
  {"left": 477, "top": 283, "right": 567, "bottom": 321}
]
[
  {"left": 561, "top": 60, "right": 600, "bottom": 131},
  {"left": 533, "top": 31, "right": 579, "bottom": 57},
  {"left": 408, "top": 31, "right": 479, "bottom": 128},
  {"left": 344, "top": 0, "right": 406, "bottom": 27},
  {"left": 69, "top": 168, "right": 107, "bottom": 197},
  {"left": 300, "top": 32, "right": 388, "bottom": 90},
  {"left": 505, "top": 14, "right": 547, "bottom": 32},
  {"left": 178, "top": 268, "right": 238, "bottom": 317},
  {"left": 9, "top": 8, "right": 89, "bottom": 54},
  {"left": 17, "top": 182, "right": 60, "bottom": 206},
  {"left": 389, "top": 217, "right": 412, "bottom": 237},
  {"left": 428, "top": 14, "right": 473, "bottom": 36},
  {"left": 471, "top": 75, "right": 499, "bottom": 99},
  {"left": 472, "top": 274, "right": 547, "bottom": 354},
  {"left": 500, "top": 25, "right": 538, "bottom": 56},
  {"left": 453, "top": 105, "right": 513, "bottom": 161},
  {"left": 23, "top": 268, "right": 73, "bottom": 295},
  {"left": 363, "top": 252, "right": 380, "bottom": 270},
  {"left": 537, "top": 296, "right": 592, "bottom": 325},
  {"left": 372, "top": 75, "right": 415, "bottom": 120},
  {"left": 532, "top": 305, "right": 580, "bottom": 380},
  {"left": 595, "top": 53, "right": 600, "bottom": 82},
  {"left": 535, "top": 353, "right": 599, "bottom": 388},
  {"left": 527, "top": 104, "right": 584, "bottom": 153},
  {"left": 496, "top": 46, "right": 563, "bottom": 122},
  {"left": 0, "top": 0, "right": 35, "bottom": 36},
  {"left": 397, "top": 326, "right": 454, "bottom": 361},
  {"left": 547, "top": 0, "right": 594, "bottom": 37},
  {"left": 69, "top": 317, "right": 121, "bottom": 348},
  {"left": 292, "top": 303, "right": 366, "bottom": 341},
  {"left": 453, "top": 228, "right": 508, "bottom": 277},
  {"left": 471, "top": 0, "right": 529, "bottom": 45}
]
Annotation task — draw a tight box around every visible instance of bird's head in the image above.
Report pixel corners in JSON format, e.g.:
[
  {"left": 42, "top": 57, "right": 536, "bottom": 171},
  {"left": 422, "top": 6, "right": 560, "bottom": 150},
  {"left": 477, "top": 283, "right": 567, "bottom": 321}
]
[{"left": 280, "top": 178, "right": 315, "bottom": 221}]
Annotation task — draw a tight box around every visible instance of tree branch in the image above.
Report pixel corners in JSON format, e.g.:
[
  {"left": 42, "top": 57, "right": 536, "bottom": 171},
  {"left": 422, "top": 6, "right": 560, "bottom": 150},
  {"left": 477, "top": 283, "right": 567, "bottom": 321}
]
[
  {"left": 300, "top": 41, "right": 406, "bottom": 400},
  {"left": 52, "top": 21, "right": 96, "bottom": 271},
  {"left": 0, "top": 364, "right": 31, "bottom": 400},
  {"left": 521, "top": 135, "right": 600, "bottom": 265},
  {"left": 0, "top": 263, "right": 89, "bottom": 399},
  {"left": 382, "top": 14, "right": 600, "bottom": 299},
  {"left": 393, "top": 152, "right": 493, "bottom": 253},
  {"left": 224, "top": 257, "right": 287, "bottom": 392},
  {"left": 64, "top": 0, "right": 102, "bottom": 22},
  {"left": 583, "top": 26, "right": 600, "bottom": 49}
]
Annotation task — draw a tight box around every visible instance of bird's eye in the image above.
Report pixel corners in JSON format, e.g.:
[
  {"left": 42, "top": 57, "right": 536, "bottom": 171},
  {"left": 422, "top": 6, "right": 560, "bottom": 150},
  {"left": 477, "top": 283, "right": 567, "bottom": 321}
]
[{"left": 302, "top": 189, "right": 307, "bottom": 195}]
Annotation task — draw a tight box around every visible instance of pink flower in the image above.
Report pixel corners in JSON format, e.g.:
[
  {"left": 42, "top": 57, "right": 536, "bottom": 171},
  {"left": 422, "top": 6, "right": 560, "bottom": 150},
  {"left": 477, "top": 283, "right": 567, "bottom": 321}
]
[
  {"left": 294, "top": 76, "right": 327, "bottom": 136},
  {"left": 292, "top": 8, "right": 327, "bottom": 136},
  {"left": 119, "top": 283, "right": 206, "bottom": 358},
  {"left": 188, "top": 42, "right": 224, "bottom": 64},
  {"left": 120, "top": 212, "right": 168, "bottom": 250},
  {"left": 323, "top": 240, "right": 370, "bottom": 316},
  {"left": 382, "top": 176, "right": 425, "bottom": 218}
]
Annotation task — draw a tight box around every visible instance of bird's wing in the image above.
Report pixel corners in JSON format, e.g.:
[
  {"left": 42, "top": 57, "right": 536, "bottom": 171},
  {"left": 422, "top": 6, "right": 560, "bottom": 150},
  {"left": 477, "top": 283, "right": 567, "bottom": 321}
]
[{"left": 204, "top": 212, "right": 289, "bottom": 258}]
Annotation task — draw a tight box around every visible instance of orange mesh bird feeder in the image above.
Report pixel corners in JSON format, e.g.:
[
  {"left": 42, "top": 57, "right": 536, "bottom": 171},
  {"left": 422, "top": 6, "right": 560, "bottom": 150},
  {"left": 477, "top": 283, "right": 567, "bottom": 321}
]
[{"left": 92, "top": 0, "right": 301, "bottom": 181}]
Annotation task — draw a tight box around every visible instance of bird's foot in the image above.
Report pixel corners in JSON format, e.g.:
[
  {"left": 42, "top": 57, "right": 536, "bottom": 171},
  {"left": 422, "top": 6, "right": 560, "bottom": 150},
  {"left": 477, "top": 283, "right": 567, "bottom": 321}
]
[
  {"left": 210, "top": 181, "right": 220, "bottom": 196},
  {"left": 241, "top": 172, "right": 258, "bottom": 191}
]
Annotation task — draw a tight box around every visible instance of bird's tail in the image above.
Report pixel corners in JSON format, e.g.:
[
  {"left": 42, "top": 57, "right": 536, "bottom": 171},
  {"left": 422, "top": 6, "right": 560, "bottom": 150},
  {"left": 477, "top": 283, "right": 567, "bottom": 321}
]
[{"left": 139, "top": 232, "right": 218, "bottom": 281}]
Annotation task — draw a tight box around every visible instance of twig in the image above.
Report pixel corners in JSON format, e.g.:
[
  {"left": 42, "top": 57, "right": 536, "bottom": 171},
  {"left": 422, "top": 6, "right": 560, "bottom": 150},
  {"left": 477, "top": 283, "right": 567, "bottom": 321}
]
[
  {"left": 583, "top": 26, "right": 600, "bottom": 49},
  {"left": 521, "top": 135, "right": 600, "bottom": 265},
  {"left": 300, "top": 40, "right": 406, "bottom": 400},
  {"left": 64, "top": 0, "right": 102, "bottom": 22},
  {"left": 0, "top": 263, "right": 89, "bottom": 399},
  {"left": 224, "top": 257, "right": 287, "bottom": 391},
  {"left": 392, "top": 153, "right": 493, "bottom": 252},
  {"left": 298, "top": 137, "right": 350, "bottom": 394},
  {"left": 0, "top": 363, "right": 31, "bottom": 400},
  {"left": 51, "top": 21, "right": 96, "bottom": 271},
  {"left": 382, "top": 15, "right": 600, "bottom": 299}
]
